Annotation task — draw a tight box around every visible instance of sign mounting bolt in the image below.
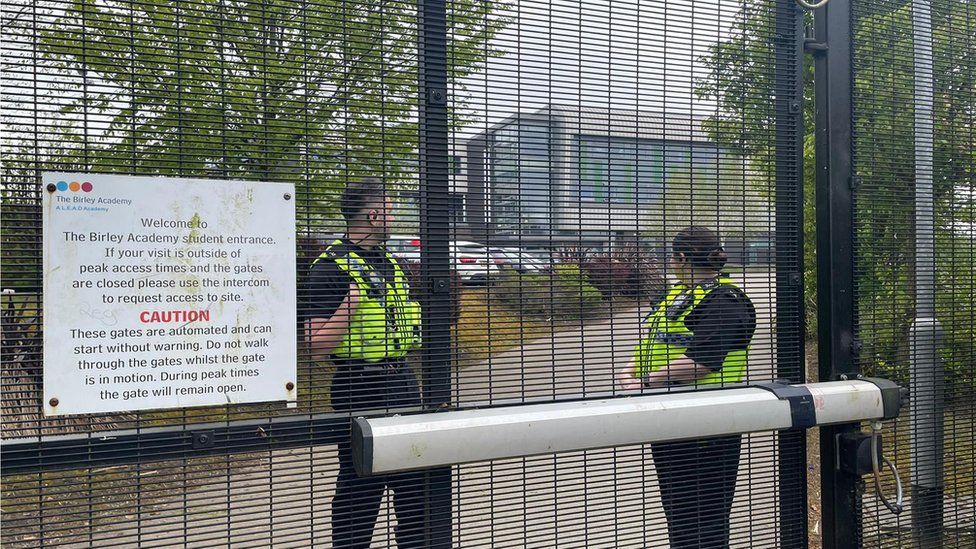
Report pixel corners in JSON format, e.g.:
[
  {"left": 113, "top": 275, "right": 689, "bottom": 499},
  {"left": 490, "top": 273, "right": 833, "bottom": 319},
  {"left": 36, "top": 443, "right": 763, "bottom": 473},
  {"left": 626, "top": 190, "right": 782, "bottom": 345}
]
[{"left": 49, "top": 397, "right": 59, "bottom": 407}]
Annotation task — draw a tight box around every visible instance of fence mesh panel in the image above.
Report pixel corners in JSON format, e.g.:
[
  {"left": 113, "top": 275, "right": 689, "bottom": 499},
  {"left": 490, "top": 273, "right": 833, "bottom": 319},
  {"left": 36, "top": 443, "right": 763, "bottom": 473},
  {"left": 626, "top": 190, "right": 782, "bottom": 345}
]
[
  {"left": 445, "top": 0, "right": 805, "bottom": 547},
  {"left": 851, "top": 0, "right": 975, "bottom": 547}
]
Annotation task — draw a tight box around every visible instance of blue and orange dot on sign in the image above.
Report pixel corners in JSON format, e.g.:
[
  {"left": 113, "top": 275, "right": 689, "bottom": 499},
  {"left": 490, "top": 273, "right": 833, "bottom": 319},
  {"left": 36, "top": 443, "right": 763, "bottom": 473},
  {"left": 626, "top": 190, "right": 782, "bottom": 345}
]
[{"left": 55, "top": 180, "right": 92, "bottom": 192}]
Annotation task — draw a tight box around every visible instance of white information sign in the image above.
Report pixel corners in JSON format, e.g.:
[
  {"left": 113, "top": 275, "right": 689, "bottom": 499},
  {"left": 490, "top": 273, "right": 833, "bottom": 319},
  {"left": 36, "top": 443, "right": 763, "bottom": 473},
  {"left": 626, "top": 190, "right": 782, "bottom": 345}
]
[{"left": 42, "top": 173, "right": 297, "bottom": 415}]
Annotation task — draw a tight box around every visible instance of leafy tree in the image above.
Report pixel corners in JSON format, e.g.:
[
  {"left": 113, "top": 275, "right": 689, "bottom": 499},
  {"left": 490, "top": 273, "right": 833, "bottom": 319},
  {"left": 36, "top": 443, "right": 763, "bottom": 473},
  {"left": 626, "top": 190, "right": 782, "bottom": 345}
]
[
  {"left": 696, "top": 0, "right": 974, "bottom": 397},
  {"left": 3, "top": 0, "right": 508, "bottom": 226},
  {"left": 695, "top": 2, "right": 817, "bottom": 324},
  {"left": 1, "top": 0, "right": 509, "bottom": 288}
]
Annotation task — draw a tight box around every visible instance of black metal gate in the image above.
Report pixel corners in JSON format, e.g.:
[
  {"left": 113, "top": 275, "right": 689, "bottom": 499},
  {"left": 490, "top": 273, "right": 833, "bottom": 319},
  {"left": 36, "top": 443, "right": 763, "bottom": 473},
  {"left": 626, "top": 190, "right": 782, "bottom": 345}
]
[
  {"left": 850, "top": 0, "right": 975, "bottom": 547},
  {"left": 2, "top": 0, "right": 969, "bottom": 547},
  {"left": 812, "top": 0, "right": 975, "bottom": 547}
]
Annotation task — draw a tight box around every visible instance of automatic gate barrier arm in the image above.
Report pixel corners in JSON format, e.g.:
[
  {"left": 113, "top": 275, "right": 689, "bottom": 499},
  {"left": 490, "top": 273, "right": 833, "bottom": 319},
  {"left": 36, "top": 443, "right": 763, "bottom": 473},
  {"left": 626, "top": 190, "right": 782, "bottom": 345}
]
[{"left": 352, "top": 378, "right": 906, "bottom": 476}]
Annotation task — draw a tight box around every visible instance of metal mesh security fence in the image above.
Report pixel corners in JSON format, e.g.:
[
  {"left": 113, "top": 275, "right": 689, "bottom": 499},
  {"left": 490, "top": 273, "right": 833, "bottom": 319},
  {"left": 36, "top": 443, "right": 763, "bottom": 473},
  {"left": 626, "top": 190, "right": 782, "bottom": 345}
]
[
  {"left": 3, "top": 1, "right": 436, "bottom": 546},
  {"left": 2, "top": 0, "right": 806, "bottom": 548},
  {"left": 445, "top": 0, "right": 806, "bottom": 547},
  {"left": 851, "top": 0, "right": 975, "bottom": 547}
]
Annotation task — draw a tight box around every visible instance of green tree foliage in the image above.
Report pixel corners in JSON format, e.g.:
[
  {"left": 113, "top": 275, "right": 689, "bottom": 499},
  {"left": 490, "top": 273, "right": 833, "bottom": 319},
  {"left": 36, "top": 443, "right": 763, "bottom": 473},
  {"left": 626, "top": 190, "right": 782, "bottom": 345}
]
[
  {"left": 696, "top": 0, "right": 974, "bottom": 397},
  {"left": 852, "top": 1, "right": 974, "bottom": 396},
  {"left": 7, "top": 0, "right": 508, "bottom": 212},
  {"left": 1, "top": 0, "right": 509, "bottom": 287},
  {"left": 695, "top": 2, "right": 817, "bottom": 328}
]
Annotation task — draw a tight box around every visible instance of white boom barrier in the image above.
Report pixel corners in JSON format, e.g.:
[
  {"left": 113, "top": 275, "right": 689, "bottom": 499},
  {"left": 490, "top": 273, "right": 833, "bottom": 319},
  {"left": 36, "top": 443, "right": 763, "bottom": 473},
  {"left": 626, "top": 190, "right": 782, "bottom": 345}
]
[{"left": 352, "top": 379, "right": 904, "bottom": 475}]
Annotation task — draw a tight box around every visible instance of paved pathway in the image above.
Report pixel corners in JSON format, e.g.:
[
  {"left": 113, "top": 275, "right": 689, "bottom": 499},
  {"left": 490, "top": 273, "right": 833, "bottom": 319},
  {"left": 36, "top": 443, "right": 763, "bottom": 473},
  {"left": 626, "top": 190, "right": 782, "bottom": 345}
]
[{"left": 447, "top": 272, "right": 783, "bottom": 548}]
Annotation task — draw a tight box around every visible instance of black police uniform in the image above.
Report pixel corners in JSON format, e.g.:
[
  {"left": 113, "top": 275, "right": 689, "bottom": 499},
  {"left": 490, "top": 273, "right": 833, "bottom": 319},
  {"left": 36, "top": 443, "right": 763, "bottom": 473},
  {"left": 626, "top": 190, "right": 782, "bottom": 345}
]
[
  {"left": 305, "top": 239, "right": 425, "bottom": 549},
  {"left": 648, "top": 284, "right": 757, "bottom": 549}
]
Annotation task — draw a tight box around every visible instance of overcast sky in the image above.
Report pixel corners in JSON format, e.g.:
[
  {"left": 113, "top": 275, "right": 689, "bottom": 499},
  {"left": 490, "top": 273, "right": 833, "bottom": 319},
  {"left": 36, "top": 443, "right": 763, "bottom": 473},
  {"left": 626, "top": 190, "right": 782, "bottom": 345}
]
[{"left": 453, "top": 0, "right": 745, "bottom": 138}]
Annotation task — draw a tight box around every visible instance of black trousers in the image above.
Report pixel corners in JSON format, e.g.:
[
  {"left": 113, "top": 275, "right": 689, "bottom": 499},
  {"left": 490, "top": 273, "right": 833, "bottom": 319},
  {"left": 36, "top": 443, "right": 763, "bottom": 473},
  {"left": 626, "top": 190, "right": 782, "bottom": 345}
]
[
  {"left": 330, "top": 362, "right": 426, "bottom": 549},
  {"left": 651, "top": 435, "right": 742, "bottom": 549}
]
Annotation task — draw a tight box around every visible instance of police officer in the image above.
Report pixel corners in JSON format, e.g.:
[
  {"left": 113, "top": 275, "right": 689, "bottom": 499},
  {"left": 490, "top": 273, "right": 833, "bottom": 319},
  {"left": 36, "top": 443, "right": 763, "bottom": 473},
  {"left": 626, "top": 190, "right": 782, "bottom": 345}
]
[
  {"left": 618, "top": 226, "right": 757, "bottom": 549},
  {"left": 305, "top": 177, "right": 424, "bottom": 549}
]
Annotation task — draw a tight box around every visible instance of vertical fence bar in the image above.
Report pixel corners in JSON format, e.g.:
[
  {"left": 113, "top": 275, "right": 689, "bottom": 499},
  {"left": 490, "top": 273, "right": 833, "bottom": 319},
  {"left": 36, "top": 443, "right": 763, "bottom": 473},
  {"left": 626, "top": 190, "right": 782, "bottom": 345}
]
[
  {"left": 775, "top": 1, "right": 808, "bottom": 547},
  {"left": 814, "top": 0, "right": 861, "bottom": 548},
  {"left": 418, "top": 0, "right": 454, "bottom": 546},
  {"left": 909, "top": 1, "right": 945, "bottom": 546}
]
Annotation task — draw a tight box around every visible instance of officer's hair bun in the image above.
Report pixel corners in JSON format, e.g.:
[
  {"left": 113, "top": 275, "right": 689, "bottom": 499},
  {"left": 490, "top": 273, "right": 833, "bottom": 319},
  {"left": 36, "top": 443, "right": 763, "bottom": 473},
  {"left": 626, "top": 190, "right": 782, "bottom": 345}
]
[{"left": 673, "top": 226, "right": 727, "bottom": 270}]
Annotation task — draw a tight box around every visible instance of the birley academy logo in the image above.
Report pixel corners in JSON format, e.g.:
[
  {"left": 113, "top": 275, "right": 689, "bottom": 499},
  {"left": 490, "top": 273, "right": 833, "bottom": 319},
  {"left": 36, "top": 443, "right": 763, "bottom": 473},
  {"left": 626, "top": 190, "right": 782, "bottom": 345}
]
[
  {"left": 48, "top": 178, "right": 133, "bottom": 212},
  {"left": 51, "top": 179, "right": 94, "bottom": 193}
]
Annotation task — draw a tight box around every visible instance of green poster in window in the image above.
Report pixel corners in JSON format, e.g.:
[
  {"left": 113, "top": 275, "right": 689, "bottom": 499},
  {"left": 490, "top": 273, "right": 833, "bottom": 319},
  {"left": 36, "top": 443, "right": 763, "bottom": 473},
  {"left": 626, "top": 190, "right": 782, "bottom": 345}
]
[
  {"left": 619, "top": 161, "right": 635, "bottom": 204},
  {"left": 593, "top": 161, "right": 606, "bottom": 202}
]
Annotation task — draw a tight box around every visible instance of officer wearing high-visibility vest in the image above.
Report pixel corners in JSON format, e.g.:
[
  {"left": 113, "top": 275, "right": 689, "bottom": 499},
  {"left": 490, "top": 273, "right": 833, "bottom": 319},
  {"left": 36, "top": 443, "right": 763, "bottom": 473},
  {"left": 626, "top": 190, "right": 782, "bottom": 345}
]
[
  {"left": 305, "top": 177, "right": 424, "bottom": 549},
  {"left": 618, "top": 226, "right": 756, "bottom": 549}
]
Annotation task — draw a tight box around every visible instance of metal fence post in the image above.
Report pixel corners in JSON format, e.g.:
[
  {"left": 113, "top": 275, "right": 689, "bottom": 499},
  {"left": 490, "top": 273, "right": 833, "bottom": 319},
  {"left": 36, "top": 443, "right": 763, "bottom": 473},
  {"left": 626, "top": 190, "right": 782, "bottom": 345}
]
[
  {"left": 775, "top": 0, "right": 808, "bottom": 547},
  {"left": 909, "top": 319, "right": 945, "bottom": 548},
  {"left": 418, "top": 0, "right": 454, "bottom": 546},
  {"left": 910, "top": 2, "right": 945, "bottom": 545},
  {"left": 813, "top": 0, "right": 862, "bottom": 547}
]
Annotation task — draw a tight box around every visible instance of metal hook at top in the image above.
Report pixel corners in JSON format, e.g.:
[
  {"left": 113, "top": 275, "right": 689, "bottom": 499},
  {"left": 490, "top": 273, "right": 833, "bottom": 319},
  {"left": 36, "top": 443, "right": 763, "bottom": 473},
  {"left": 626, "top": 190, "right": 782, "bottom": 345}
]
[
  {"left": 796, "top": 0, "right": 830, "bottom": 9},
  {"left": 871, "top": 421, "right": 905, "bottom": 515}
]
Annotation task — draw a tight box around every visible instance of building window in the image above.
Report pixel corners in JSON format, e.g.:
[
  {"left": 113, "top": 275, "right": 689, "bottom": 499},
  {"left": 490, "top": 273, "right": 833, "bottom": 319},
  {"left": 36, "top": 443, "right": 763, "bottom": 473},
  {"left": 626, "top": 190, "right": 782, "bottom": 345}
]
[
  {"left": 578, "top": 137, "right": 663, "bottom": 205},
  {"left": 575, "top": 136, "right": 728, "bottom": 207},
  {"left": 488, "top": 120, "right": 550, "bottom": 230},
  {"left": 449, "top": 193, "right": 466, "bottom": 225},
  {"left": 394, "top": 190, "right": 420, "bottom": 232}
]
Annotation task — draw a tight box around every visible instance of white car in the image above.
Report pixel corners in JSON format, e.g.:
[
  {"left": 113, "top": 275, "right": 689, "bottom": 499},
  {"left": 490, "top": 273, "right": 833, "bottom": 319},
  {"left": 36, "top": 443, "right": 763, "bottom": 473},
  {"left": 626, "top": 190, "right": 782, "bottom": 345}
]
[
  {"left": 452, "top": 244, "right": 498, "bottom": 285},
  {"left": 385, "top": 236, "right": 421, "bottom": 263},
  {"left": 496, "top": 247, "right": 546, "bottom": 272},
  {"left": 385, "top": 237, "right": 498, "bottom": 284}
]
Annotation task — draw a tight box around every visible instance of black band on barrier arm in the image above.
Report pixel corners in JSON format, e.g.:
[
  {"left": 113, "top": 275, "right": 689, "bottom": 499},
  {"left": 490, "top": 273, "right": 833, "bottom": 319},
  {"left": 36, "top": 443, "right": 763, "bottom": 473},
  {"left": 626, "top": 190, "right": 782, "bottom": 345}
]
[
  {"left": 860, "top": 377, "right": 907, "bottom": 420},
  {"left": 754, "top": 381, "right": 817, "bottom": 429},
  {"left": 352, "top": 417, "right": 374, "bottom": 476}
]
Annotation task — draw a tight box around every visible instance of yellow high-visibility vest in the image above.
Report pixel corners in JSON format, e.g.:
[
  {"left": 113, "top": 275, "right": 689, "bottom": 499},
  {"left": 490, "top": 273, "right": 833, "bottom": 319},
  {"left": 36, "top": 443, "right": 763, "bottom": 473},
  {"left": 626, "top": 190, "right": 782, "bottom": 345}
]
[
  {"left": 634, "top": 275, "right": 749, "bottom": 386},
  {"left": 314, "top": 240, "right": 421, "bottom": 362}
]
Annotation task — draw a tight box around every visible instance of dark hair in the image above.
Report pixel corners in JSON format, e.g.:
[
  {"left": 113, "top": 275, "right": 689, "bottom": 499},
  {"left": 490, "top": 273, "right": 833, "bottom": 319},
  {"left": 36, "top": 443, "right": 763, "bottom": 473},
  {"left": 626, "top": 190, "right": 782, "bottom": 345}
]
[
  {"left": 672, "top": 226, "right": 728, "bottom": 270},
  {"left": 340, "top": 177, "right": 387, "bottom": 223}
]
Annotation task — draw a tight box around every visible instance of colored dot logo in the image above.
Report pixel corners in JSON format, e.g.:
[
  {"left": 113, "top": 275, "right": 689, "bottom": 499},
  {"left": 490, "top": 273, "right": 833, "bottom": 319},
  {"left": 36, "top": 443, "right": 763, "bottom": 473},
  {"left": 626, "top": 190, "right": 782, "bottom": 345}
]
[{"left": 55, "top": 180, "right": 93, "bottom": 192}]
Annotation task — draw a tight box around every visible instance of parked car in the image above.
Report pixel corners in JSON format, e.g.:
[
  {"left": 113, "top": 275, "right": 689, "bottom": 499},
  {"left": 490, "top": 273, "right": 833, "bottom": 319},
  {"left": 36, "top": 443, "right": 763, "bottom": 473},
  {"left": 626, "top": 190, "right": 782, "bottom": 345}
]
[
  {"left": 487, "top": 249, "right": 518, "bottom": 270},
  {"left": 452, "top": 244, "right": 498, "bottom": 285},
  {"left": 385, "top": 236, "right": 499, "bottom": 285},
  {"left": 452, "top": 240, "right": 488, "bottom": 254},
  {"left": 496, "top": 247, "right": 546, "bottom": 272},
  {"left": 385, "top": 235, "right": 421, "bottom": 263}
]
